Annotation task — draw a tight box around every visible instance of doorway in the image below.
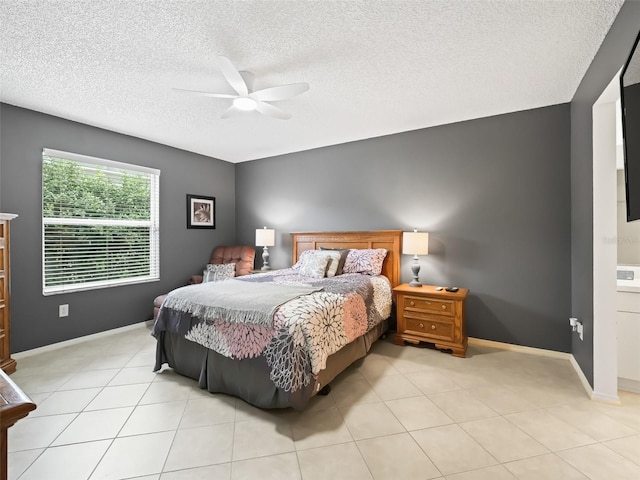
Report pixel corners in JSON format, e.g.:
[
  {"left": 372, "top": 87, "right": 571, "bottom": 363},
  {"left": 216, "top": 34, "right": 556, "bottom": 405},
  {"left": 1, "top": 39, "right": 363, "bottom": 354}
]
[{"left": 591, "top": 73, "right": 620, "bottom": 402}]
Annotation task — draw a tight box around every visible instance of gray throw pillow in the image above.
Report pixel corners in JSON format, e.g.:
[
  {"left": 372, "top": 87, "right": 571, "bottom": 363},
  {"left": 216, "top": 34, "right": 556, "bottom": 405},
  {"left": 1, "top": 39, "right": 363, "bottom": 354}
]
[{"left": 203, "top": 263, "right": 235, "bottom": 282}]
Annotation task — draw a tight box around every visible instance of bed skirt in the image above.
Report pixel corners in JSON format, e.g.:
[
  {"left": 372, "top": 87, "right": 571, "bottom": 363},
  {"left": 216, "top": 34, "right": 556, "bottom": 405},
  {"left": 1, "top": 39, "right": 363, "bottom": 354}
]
[{"left": 155, "top": 319, "right": 388, "bottom": 410}]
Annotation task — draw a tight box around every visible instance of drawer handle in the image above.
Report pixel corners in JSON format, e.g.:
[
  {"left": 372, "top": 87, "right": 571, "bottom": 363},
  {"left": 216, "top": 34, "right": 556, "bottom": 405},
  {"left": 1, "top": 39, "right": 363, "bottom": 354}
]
[
  {"left": 410, "top": 301, "right": 415, "bottom": 306},
  {"left": 442, "top": 305, "right": 446, "bottom": 310},
  {"left": 419, "top": 323, "right": 424, "bottom": 328},
  {"left": 431, "top": 324, "right": 436, "bottom": 330}
]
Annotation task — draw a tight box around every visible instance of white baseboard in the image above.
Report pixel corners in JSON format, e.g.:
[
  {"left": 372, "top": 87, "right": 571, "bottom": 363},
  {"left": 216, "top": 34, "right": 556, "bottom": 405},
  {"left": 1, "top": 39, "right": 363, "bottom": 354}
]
[
  {"left": 469, "top": 337, "right": 621, "bottom": 405},
  {"left": 591, "top": 390, "right": 622, "bottom": 404},
  {"left": 618, "top": 377, "right": 640, "bottom": 394},
  {"left": 468, "top": 337, "right": 572, "bottom": 360},
  {"left": 13, "top": 320, "right": 153, "bottom": 359},
  {"left": 568, "top": 354, "right": 603, "bottom": 403}
]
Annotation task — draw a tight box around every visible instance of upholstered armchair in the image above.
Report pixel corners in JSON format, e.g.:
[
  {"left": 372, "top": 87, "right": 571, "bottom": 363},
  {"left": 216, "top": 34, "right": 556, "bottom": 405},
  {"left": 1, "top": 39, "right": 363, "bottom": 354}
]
[{"left": 153, "top": 245, "right": 255, "bottom": 321}]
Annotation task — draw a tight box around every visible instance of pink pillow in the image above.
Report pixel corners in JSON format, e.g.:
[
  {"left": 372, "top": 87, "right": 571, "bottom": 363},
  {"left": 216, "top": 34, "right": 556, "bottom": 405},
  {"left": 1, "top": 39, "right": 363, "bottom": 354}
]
[{"left": 343, "top": 249, "right": 387, "bottom": 275}]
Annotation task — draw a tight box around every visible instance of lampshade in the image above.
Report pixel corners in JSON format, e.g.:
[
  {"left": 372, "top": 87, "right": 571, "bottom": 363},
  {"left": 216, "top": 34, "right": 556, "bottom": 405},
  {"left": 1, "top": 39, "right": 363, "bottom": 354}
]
[
  {"left": 402, "top": 231, "right": 429, "bottom": 255},
  {"left": 255, "top": 227, "right": 275, "bottom": 247}
]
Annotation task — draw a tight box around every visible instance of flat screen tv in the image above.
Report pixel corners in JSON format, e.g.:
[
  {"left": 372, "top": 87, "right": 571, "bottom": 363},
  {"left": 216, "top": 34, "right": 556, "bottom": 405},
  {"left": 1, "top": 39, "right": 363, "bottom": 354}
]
[{"left": 621, "top": 30, "right": 640, "bottom": 221}]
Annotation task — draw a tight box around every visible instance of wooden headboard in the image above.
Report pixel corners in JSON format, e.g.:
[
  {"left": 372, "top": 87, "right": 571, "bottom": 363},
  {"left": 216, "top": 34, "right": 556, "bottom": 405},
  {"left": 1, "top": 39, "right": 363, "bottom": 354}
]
[{"left": 291, "top": 230, "right": 403, "bottom": 287}]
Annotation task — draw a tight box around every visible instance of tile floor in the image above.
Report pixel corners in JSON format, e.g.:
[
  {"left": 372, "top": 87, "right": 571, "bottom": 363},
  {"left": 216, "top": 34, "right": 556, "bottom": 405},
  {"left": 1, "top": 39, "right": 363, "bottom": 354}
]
[{"left": 6, "top": 323, "right": 640, "bottom": 480}]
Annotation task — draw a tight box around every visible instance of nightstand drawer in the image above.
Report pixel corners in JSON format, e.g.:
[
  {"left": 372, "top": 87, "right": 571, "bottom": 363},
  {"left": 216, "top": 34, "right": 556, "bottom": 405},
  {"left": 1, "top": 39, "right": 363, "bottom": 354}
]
[
  {"left": 405, "top": 317, "right": 454, "bottom": 341},
  {"left": 402, "top": 295, "right": 454, "bottom": 316}
]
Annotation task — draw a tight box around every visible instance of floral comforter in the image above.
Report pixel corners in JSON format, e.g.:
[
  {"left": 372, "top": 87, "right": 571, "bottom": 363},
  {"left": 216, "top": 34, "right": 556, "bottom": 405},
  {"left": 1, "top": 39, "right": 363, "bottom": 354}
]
[{"left": 153, "top": 269, "right": 392, "bottom": 393}]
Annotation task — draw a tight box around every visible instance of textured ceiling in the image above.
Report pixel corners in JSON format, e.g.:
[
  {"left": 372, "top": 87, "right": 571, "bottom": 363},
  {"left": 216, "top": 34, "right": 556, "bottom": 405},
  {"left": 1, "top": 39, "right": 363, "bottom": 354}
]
[
  {"left": 623, "top": 34, "right": 640, "bottom": 86},
  {"left": 0, "top": 0, "right": 625, "bottom": 163}
]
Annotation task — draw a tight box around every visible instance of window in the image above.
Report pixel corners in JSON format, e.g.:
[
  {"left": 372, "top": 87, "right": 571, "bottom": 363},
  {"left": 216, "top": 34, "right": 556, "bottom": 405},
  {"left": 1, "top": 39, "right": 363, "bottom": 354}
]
[{"left": 42, "top": 148, "right": 160, "bottom": 295}]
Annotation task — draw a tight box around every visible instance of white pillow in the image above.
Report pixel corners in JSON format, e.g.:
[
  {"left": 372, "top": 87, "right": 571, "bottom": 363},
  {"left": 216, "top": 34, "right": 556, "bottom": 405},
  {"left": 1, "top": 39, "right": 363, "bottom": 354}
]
[
  {"left": 203, "top": 263, "right": 235, "bottom": 282},
  {"left": 322, "top": 250, "right": 343, "bottom": 277},
  {"left": 298, "top": 252, "right": 331, "bottom": 278}
]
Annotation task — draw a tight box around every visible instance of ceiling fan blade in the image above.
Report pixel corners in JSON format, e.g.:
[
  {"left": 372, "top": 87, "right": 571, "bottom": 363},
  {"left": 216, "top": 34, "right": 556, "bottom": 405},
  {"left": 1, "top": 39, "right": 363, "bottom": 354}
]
[
  {"left": 255, "top": 100, "right": 292, "bottom": 120},
  {"left": 216, "top": 55, "right": 248, "bottom": 96},
  {"left": 239, "top": 71, "right": 255, "bottom": 92},
  {"left": 250, "top": 82, "right": 310, "bottom": 102},
  {"left": 220, "top": 106, "right": 243, "bottom": 119},
  {"left": 173, "top": 88, "right": 236, "bottom": 99}
]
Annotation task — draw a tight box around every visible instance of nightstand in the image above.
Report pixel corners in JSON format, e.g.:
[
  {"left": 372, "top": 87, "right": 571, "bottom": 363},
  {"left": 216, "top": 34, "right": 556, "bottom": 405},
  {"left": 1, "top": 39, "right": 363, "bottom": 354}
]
[{"left": 393, "top": 284, "right": 469, "bottom": 357}]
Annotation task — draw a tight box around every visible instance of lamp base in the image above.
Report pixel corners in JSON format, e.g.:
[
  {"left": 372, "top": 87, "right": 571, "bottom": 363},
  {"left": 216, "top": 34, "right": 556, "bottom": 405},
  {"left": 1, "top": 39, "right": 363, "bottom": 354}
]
[
  {"left": 261, "top": 246, "right": 271, "bottom": 271},
  {"left": 410, "top": 256, "right": 421, "bottom": 287}
]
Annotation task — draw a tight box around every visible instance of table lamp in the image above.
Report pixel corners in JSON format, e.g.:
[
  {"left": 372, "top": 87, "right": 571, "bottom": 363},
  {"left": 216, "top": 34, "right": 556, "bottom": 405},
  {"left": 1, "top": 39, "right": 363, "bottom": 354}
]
[
  {"left": 402, "top": 229, "right": 429, "bottom": 287},
  {"left": 255, "top": 227, "right": 275, "bottom": 270}
]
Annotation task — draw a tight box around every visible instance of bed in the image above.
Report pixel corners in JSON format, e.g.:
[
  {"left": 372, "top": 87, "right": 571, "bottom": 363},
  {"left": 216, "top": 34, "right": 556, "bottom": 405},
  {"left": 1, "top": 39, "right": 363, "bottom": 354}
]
[{"left": 152, "top": 230, "right": 402, "bottom": 409}]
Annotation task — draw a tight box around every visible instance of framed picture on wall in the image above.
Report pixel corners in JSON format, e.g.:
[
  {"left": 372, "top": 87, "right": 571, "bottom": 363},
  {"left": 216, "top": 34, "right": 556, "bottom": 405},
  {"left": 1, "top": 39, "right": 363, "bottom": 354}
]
[{"left": 187, "top": 194, "right": 215, "bottom": 229}]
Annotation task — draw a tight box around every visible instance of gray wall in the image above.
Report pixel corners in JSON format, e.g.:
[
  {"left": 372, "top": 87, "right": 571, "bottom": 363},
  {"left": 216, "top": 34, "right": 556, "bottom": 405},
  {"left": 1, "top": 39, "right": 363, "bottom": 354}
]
[
  {"left": 4, "top": 2, "right": 638, "bottom": 363},
  {"left": 570, "top": 0, "right": 640, "bottom": 386},
  {"left": 0, "top": 104, "right": 236, "bottom": 352},
  {"left": 236, "top": 104, "right": 572, "bottom": 352}
]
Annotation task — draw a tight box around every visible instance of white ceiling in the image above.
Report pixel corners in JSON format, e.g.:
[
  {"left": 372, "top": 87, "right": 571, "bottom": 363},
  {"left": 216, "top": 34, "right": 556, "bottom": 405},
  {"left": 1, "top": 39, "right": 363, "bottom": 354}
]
[{"left": 0, "top": 0, "right": 625, "bottom": 163}]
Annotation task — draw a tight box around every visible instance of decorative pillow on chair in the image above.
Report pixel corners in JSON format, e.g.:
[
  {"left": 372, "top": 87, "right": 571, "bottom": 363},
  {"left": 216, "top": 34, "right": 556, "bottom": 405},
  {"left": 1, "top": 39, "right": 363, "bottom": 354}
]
[
  {"left": 203, "top": 263, "right": 235, "bottom": 282},
  {"left": 343, "top": 248, "right": 388, "bottom": 275}
]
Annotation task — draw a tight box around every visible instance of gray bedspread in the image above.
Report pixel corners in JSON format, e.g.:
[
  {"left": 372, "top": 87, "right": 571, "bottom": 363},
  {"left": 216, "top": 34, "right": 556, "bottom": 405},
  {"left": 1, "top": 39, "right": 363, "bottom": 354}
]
[
  {"left": 163, "top": 279, "right": 322, "bottom": 327},
  {"left": 152, "top": 269, "right": 393, "bottom": 408}
]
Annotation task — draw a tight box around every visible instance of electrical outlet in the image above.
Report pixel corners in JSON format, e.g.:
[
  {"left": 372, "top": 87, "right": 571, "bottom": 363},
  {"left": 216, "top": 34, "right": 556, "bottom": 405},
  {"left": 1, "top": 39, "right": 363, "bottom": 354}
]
[
  {"left": 576, "top": 321, "right": 584, "bottom": 341},
  {"left": 59, "top": 304, "right": 69, "bottom": 317}
]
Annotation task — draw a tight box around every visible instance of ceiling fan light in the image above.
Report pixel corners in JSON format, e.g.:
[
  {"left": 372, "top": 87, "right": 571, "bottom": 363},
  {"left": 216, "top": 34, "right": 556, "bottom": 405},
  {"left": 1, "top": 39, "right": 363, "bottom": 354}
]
[{"left": 233, "top": 97, "right": 257, "bottom": 111}]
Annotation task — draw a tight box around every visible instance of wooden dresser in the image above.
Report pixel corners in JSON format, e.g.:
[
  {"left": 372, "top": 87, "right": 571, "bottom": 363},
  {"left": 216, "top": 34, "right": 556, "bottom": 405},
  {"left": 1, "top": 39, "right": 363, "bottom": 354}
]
[
  {"left": 1, "top": 369, "right": 36, "bottom": 480},
  {"left": 0, "top": 213, "right": 17, "bottom": 374},
  {"left": 393, "top": 283, "right": 469, "bottom": 357}
]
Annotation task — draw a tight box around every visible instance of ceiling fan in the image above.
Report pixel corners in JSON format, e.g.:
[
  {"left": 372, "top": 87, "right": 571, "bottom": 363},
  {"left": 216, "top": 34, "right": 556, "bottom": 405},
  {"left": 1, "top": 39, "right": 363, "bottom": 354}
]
[{"left": 175, "top": 56, "right": 309, "bottom": 120}]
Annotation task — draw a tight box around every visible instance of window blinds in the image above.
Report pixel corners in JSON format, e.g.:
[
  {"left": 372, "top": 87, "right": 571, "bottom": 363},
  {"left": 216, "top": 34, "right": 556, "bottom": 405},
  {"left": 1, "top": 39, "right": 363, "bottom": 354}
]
[{"left": 42, "top": 149, "right": 160, "bottom": 295}]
